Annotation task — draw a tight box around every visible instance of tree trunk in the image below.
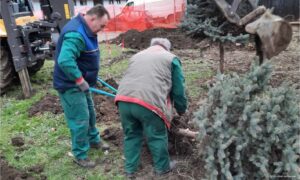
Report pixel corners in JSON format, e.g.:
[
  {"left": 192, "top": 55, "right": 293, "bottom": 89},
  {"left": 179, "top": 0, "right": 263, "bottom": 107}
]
[{"left": 219, "top": 41, "right": 224, "bottom": 73}]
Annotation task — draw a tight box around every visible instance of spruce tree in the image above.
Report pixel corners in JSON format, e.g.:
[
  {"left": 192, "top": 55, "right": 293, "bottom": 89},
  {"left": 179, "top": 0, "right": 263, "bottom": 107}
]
[{"left": 194, "top": 60, "right": 300, "bottom": 179}]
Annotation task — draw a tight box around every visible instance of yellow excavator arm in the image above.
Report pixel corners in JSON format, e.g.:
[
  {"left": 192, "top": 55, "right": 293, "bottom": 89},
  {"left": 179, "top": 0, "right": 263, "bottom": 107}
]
[
  {"left": 0, "top": 15, "right": 38, "bottom": 37},
  {"left": 0, "top": 19, "right": 5, "bottom": 37},
  {"left": 213, "top": 0, "right": 292, "bottom": 59}
]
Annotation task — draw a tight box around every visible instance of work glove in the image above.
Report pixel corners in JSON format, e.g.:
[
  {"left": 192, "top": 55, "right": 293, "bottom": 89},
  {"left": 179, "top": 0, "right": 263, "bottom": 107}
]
[{"left": 76, "top": 77, "right": 90, "bottom": 92}]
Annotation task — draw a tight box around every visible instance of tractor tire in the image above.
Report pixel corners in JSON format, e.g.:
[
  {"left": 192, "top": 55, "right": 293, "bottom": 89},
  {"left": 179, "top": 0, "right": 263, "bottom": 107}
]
[
  {"left": 28, "top": 59, "right": 45, "bottom": 75},
  {"left": 0, "top": 45, "right": 15, "bottom": 94}
]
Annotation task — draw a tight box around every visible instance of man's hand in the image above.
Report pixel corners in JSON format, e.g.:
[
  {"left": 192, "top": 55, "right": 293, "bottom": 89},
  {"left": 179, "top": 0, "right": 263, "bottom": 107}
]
[{"left": 76, "top": 77, "right": 90, "bottom": 92}]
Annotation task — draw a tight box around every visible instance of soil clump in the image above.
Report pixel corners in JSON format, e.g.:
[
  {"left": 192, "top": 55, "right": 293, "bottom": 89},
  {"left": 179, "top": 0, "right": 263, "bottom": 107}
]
[
  {"left": 0, "top": 155, "right": 34, "bottom": 180},
  {"left": 28, "top": 94, "right": 62, "bottom": 117},
  {"left": 11, "top": 136, "right": 25, "bottom": 147}
]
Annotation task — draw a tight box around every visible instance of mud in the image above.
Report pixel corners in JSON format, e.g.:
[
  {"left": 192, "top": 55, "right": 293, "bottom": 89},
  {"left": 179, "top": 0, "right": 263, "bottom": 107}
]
[
  {"left": 103, "top": 78, "right": 119, "bottom": 90},
  {"left": 94, "top": 95, "right": 119, "bottom": 123},
  {"left": 101, "top": 127, "right": 123, "bottom": 147},
  {"left": 28, "top": 78, "right": 119, "bottom": 124},
  {"left": 11, "top": 136, "right": 25, "bottom": 147},
  {"left": 0, "top": 155, "right": 34, "bottom": 180},
  {"left": 169, "top": 103, "right": 199, "bottom": 156},
  {"left": 27, "top": 164, "right": 44, "bottom": 174},
  {"left": 97, "top": 100, "right": 203, "bottom": 179},
  {"left": 29, "top": 92, "right": 120, "bottom": 125},
  {"left": 28, "top": 93, "right": 62, "bottom": 117},
  {"left": 93, "top": 78, "right": 119, "bottom": 123},
  {"left": 110, "top": 28, "right": 202, "bottom": 50}
]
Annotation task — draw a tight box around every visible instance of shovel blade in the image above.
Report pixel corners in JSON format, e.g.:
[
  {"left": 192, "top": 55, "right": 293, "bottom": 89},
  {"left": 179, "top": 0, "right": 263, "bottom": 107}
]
[{"left": 246, "top": 10, "right": 292, "bottom": 59}]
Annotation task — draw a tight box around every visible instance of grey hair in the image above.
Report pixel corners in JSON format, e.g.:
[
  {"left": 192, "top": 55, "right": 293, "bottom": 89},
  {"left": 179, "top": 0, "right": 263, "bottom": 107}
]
[{"left": 150, "top": 38, "right": 171, "bottom": 51}]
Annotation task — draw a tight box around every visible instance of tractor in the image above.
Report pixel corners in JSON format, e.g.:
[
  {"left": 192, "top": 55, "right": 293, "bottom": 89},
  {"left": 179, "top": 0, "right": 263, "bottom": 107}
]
[{"left": 0, "top": 0, "right": 75, "bottom": 97}]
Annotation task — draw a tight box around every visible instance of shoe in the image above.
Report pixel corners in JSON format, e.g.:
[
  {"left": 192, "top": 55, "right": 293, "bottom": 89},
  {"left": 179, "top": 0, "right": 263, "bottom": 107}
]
[
  {"left": 154, "top": 160, "right": 177, "bottom": 175},
  {"left": 90, "top": 142, "right": 110, "bottom": 151},
  {"left": 73, "top": 158, "right": 96, "bottom": 168},
  {"left": 125, "top": 172, "right": 136, "bottom": 179}
]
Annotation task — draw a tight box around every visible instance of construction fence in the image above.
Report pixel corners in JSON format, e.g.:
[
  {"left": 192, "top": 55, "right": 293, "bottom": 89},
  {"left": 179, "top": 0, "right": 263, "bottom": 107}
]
[{"left": 75, "top": 0, "right": 186, "bottom": 32}]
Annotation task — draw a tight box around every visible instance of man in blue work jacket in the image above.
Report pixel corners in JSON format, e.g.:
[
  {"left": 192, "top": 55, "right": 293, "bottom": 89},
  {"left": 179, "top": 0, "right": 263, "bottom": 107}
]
[{"left": 53, "top": 5, "right": 110, "bottom": 168}]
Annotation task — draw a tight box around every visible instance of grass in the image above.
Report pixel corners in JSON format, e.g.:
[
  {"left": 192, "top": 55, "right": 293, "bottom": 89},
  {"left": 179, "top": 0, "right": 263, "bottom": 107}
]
[
  {"left": 99, "top": 43, "right": 129, "bottom": 80},
  {"left": 0, "top": 43, "right": 214, "bottom": 179},
  {"left": 100, "top": 43, "right": 123, "bottom": 60},
  {"left": 0, "top": 44, "right": 125, "bottom": 179},
  {"left": 182, "top": 58, "right": 214, "bottom": 98},
  {"left": 0, "top": 88, "right": 124, "bottom": 179},
  {"left": 100, "top": 60, "right": 129, "bottom": 80}
]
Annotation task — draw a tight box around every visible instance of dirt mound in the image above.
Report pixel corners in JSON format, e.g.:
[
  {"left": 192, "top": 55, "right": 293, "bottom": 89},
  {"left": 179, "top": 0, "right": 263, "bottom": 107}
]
[
  {"left": 28, "top": 93, "right": 119, "bottom": 123},
  {"left": 26, "top": 81, "right": 204, "bottom": 178},
  {"left": 11, "top": 136, "right": 25, "bottom": 147},
  {"left": 169, "top": 118, "right": 196, "bottom": 155},
  {"left": 27, "top": 165, "right": 44, "bottom": 174},
  {"left": 104, "top": 78, "right": 119, "bottom": 89},
  {"left": 101, "top": 127, "right": 123, "bottom": 147},
  {"left": 0, "top": 156, "right": 34, "bottom": 180},
  {"left": 28, "top": 94, "right": 62, "bottom": 117},
  {"left": 93, "top": 78, "right": 119, "bottom": 123},
  {"left": 28, "top": 80, "right": 119, "bottom": 124},
  {"left": 98, "top": 99, "right": 204, "bottom": 179},
  {"left": 94, "top": 95, "right": 119, "bottom": 123},
  {"left": 96, "top": 98, "right": 200, "bottom": 155},
  {"left": 110, "top": 28, "right": 201, "bottom": 50}
]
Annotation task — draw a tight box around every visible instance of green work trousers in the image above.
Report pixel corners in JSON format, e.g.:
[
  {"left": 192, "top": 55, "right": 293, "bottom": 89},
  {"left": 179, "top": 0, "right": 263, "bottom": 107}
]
[
  {"left": 118, "top": 102, "right": 170, "bottom": 173},
  {"left": 58, "top": 88, "right": 100, "bottom": 160}
]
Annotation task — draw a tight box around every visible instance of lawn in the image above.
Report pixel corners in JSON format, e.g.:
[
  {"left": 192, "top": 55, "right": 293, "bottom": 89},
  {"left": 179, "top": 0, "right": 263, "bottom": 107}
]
[{"left": 0, "top": 43, "right": 214, "bottom": 179}]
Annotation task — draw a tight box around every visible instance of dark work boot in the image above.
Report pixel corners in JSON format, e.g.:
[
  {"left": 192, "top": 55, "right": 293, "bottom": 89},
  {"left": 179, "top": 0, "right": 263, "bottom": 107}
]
[
  {"left": 90, "top": 142, "right": 110, "bottom": 151},
  {"left": 73, "top": 158, "right": 96, "bottom": 168},
  {"left": 154, "top": 160, "right": 177, "bottom": 176}
]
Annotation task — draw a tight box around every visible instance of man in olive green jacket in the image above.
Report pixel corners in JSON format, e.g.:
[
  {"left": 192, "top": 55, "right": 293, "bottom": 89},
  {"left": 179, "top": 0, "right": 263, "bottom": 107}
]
[{"left": 115, "top": 38, "right": 187, "bottom": 176}]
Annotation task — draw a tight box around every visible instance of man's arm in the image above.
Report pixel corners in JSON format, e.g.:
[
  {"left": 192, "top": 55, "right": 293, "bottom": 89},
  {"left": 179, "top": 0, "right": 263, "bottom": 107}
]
[
  {"left": 57, "top": 32, "right": 85, "bottom": 82},
  {"left": 170, "top": 57, "right": 188, "bottom": 115}
]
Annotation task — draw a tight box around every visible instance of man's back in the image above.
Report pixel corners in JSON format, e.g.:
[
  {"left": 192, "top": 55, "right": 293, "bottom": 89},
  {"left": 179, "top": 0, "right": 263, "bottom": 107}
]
[{"left": 118, "top": 46, "right": 175, "bottom": 109}]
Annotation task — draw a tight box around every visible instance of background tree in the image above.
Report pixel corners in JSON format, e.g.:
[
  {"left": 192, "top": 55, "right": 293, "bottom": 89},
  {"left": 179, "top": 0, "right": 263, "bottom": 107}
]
[{"left": 181, "top": 0, "right": 253, "bottom": 72}]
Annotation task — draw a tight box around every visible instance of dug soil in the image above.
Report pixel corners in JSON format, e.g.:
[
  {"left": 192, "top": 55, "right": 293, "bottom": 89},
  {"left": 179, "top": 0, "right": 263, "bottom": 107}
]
[
  {"left": 28, "top": 93, "right": 62, "bottom": 117},
  {"left": 0, "top": 156, "right": 33, "bottom": 180},
  {"left": 18, "top": 28, "right": 299, "bottom": 179},
  {"left": 110, "top": 28, "right": 202, "bottom": 50},
  {"left": 11, "top": 136, "right": 25, "bottom": 147},
  {"left": 27, "top": 89, "right": 203, "bottom": 179}
]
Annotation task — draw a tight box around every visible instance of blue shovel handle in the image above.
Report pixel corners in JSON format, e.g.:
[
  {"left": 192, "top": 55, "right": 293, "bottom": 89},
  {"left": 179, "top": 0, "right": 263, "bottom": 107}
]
[
  {"left": 97, "top": 78, "right": 118, "bottom": 93},
  {"left": 89, "top": 87, "right": 116, "bottom": 98}
]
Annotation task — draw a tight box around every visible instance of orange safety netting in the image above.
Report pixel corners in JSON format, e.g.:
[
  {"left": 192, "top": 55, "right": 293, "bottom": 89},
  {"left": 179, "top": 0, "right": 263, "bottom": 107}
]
[
  {"left": 32, "top": 1, "right": 185, "bottom": 33},
  {"left": 103, "top": 0, "right": 186, "bottom": 32}
]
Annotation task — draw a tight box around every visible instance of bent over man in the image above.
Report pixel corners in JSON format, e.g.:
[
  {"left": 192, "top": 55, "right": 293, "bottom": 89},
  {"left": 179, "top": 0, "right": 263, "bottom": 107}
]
[
  {"left": 53, "top": 5, "right": 110, "bottom": 168},
  {"left": 115, "top": 38, "right": 188, "bottom": 176}
]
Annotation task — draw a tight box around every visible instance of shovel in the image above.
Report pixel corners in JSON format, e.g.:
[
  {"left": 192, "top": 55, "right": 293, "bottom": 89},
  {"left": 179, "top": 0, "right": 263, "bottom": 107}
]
[{"left": 89, "top": 77, "right": 117, "bottom": 98}]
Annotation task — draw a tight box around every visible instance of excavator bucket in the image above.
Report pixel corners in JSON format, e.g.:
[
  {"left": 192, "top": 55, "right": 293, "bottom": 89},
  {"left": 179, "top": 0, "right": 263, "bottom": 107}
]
[{"left": 245, "top": 10, "right": 293, "bottom": 59}]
